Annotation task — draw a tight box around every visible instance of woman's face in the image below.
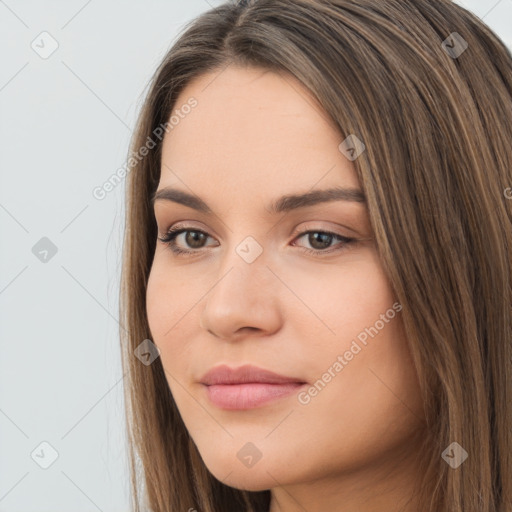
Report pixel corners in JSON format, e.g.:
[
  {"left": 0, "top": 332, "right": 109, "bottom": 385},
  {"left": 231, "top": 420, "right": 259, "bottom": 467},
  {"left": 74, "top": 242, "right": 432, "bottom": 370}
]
[{"left": 146, "top": 65, "right": 425, "bottom": 507}]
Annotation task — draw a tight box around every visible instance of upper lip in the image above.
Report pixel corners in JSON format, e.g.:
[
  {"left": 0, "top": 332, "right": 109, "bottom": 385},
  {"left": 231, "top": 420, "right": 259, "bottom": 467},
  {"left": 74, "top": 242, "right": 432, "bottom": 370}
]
[{"left": 200, "top": 364, "right": 306, "bottom": 385}]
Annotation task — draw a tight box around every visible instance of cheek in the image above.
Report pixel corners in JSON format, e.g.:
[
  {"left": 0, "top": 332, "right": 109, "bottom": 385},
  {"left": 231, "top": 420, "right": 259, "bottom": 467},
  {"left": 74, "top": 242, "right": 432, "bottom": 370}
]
[
  {"left": 281, "top": 250, "right": 398, "bottom": 359},
  {"left": 144, "top": 250, "right": 423, "bottom": 487},
  {"left": 146, "top": 252, "right": 199, "bottom": 336},
  {"left": 146, "top": 262, "right": 169, "bottom": 341},
  {"left": 278, "top": 255, "right": 421, "bottom": 455},
  {"left": 303, "top": 252, "right": 416, "bottom": 404},
  {"left": 146, "top": 248, "right": 399, "bottom": 375},
  {"left": 145, "top": 259, "right": 194, "bottom": 361}
]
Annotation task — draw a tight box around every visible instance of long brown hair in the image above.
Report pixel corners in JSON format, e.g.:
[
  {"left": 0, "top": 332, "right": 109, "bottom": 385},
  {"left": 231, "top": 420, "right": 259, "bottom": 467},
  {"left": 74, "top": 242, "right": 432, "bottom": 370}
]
[{"left": 119, "top": 1, "right": 512, "bottom": 510}]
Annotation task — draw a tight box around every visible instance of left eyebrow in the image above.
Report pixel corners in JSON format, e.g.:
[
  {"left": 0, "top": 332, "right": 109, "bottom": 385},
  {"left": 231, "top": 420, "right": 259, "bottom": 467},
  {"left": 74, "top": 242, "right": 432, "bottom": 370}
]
[{"left": 151, "top": 185, "right": 366, "bottom": 215}]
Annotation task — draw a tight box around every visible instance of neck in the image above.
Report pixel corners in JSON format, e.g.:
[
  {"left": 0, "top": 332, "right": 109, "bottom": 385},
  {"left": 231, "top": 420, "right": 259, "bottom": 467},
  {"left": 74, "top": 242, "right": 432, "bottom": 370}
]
[{"left": 268, "top": 432, "right": 424, "bottom": 512}]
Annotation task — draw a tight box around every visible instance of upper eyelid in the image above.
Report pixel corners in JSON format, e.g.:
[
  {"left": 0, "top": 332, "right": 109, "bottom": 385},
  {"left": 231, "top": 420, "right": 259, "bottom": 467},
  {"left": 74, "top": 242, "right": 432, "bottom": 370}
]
[
  {"left": 158, "top": 228, "right": 351, "bottom": 257},
  {"left": 159, "top": 223, "right": 352, "bottom": 241}
]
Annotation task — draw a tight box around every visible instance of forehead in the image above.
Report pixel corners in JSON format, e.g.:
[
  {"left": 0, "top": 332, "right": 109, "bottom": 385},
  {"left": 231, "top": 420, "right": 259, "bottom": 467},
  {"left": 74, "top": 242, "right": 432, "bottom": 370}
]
[{"left": 159, "top": 65, "right": 360, "bottom": 204}]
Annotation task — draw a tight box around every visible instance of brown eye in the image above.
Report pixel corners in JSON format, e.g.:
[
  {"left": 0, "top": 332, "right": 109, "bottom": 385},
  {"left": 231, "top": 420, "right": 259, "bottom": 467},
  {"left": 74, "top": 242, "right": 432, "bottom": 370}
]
[
  {"left": 158, "top": 228, "right": 215, "bottom": 256},
  {"left": 183, "top": 230, "right": 208, "bottom": 249},
  {"left": 305, "top": 232, "right": 335, "bottom": 250},
  {"left": 292, "top": 230, "right": 355, "bottom": 255},
  {"left": 158, "top": 226, "right": 356, "bottom": 258}
]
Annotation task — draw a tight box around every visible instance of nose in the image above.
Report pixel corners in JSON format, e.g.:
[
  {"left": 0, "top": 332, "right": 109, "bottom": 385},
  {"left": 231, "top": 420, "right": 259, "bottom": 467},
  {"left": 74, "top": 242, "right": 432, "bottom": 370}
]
[{"left": 198, "top": 246, "right": 283, "bottom": 341}]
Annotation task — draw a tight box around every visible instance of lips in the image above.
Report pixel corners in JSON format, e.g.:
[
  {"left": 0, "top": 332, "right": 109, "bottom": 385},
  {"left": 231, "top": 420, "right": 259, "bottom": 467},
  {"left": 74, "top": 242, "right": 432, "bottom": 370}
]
[
  {"left": 199, "top": 364, "right": 306, "bottom": 386},
  {"left": 199, "top": 364, "right": 307, "bottom": 410}
]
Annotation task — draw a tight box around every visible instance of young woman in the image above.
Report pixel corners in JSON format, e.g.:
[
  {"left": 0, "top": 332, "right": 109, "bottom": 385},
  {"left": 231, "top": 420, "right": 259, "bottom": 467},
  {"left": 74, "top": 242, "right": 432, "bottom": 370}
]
[{"left": 119, "top": 1, "right": 512, "bottom": 510}]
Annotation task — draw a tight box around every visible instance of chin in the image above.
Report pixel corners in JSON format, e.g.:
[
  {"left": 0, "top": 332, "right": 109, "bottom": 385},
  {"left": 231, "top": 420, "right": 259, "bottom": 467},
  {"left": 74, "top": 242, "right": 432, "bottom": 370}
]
[
  {"left": 200, "top": 449, "right": 284, "bottom": 491},
  {"left": 213, "top": 469, "right": 275, "bottom": 492}
]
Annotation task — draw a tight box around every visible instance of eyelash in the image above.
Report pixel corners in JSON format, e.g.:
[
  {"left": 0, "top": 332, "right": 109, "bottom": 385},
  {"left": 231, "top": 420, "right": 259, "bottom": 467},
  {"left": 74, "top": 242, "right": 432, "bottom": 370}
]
[{"left": 157, "top": 225, "right": 356, "bottom": 258}]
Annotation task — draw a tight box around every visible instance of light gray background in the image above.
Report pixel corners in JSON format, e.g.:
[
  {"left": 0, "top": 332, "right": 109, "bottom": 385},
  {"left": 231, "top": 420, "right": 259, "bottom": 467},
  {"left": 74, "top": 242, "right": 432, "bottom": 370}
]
[{"left": 0, "top": 1, "right": 510, "bottom": 511}]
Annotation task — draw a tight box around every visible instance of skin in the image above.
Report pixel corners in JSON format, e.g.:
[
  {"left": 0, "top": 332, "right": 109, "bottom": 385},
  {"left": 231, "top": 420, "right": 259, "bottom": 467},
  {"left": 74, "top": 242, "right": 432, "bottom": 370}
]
[{"left": 146, "top": 65, "right": 427, "bottom": 512}]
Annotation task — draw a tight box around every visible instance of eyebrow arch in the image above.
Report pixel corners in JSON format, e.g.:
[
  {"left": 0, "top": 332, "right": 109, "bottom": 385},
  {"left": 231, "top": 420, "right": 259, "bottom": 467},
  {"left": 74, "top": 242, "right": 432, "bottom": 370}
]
[{"left": 151, "top": 185, "right": 366, "bottom": 215}]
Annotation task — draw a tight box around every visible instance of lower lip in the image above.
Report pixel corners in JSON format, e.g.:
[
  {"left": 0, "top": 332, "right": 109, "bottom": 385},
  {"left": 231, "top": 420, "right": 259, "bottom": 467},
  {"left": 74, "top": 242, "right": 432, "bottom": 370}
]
[{"left": 203, "top": 382, "right": 306, "bottom": 410}]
